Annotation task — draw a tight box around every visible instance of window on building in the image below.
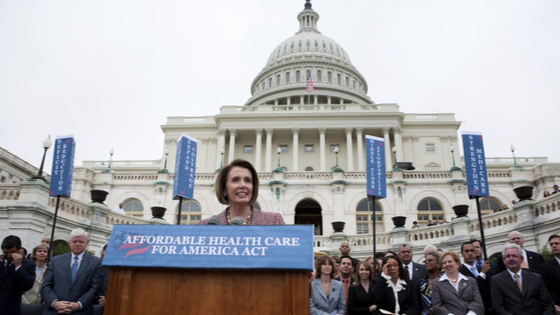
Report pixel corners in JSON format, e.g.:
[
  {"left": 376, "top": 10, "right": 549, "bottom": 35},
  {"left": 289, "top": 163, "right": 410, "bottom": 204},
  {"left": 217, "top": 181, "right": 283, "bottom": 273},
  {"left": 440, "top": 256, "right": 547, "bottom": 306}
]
[
  {"left": 178, "top": 200, "right": 202, "bottom": 225},
  {"left": 315, "top": 40, "right": 318, "bottom": 47},
  {"left": 330, "top": 145, "right": 339, "bottom": 152},
  {"left": 356, "top": 199, "right": 383, "bottom": 234},
  {"left": 305, "top": 167, "right": 314, "bottom": 171},
  {"left": 296, "top": 70, "right": 301, "bottom": 82},
  {"left": 299, "top": 41, "right": 302, "bottom": 48},
  {"left": 279, "top": 145, "right": 288, "bottom": 153},
  {"left": 337, "top": 74, "right": 341, "bottom": 84},
  {"left": 0, "top": 176, "right": 5, "bottom": 183},
  {"left": 426, "top": 144, "right": 435, "bottom": 152},
  {"left": 307, "top": 40, "right": 310, "bottom": 47},
  {"left": 262, "top": 82, "right": 265, "bottom": 90},
  {"left": 307, "top": 70, "right": 311, "bottom": 78},
  {"left": 286, "top": 72, "right": 290, "bottom": 83},
  {"left": 417, "top": 198, "right": 444, "bottom": 224},
  {"left": 244, "top": 146, "right": 253, "bottom": 154},
  {"left": 353, "top": 80, "right": 356, "bottom": 89},
  {"left": 317, "top": 70, "right": 322, "bottom": 82},
  {"left": 276, "top": 75, "right": 281, "bottom": 86},
  {"left": 346, "top": 77, "right": 349, "bottom": 86},
  {"left": 123, "top": 199, "right": 144, "bottom": 217},
  {"left": 480, "top": 197, "right": 502, "bottom": 214},
  {"left": 304, "top": 145, "right": 314, "bottom": 153},
  {"left": 269, "top": 78, "right": 272, "bottom": 87},
  {"left": 328, "top": 72, "right": 332, "bottom": 83},
  {"left": 291, "top": 42, "right": 294, "bottom": 49}
]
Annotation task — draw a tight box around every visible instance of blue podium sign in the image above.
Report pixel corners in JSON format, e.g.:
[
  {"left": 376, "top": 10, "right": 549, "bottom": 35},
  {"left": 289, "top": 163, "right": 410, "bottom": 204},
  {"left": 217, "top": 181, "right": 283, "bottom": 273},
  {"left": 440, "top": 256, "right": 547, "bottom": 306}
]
[
  {"left": 462, "top": 131, "right": 489, "bottom": 197},
  {"left": 49, "top": 135, "right": 76, "bottom": 198},
  {"left": 173, "top": 134, "right": 198, "bottom": 200},
  {"left": 102, "top": 225, "right": 314, "bottom": 271},
  {"left": 366, "top": 135, "right": 386, "bottom": 198}
]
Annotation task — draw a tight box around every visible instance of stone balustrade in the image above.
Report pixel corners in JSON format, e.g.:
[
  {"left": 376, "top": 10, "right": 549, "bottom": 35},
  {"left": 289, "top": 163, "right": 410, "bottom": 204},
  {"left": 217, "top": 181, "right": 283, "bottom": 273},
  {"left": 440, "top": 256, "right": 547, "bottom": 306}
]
[{"left": 0, "top": 184, "right": 21, "bottom": 203}]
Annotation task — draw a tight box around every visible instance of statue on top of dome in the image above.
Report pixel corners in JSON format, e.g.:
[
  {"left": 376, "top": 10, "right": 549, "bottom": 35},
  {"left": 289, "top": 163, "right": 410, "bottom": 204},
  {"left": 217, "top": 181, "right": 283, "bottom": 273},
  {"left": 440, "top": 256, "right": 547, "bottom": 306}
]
[{"left": 305, "top": 0, "right": 312, "bottom": 10}]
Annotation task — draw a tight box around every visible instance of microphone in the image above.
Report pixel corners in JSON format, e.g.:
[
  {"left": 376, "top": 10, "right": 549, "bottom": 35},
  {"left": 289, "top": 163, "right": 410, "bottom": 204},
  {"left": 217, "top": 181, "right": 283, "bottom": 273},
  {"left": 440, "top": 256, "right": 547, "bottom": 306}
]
[
  {"left": 206, "top": 215, "right": 221, "bottom": 225},
  {"left": 230, "top": 217, "right": 244, "bottom": 226}
]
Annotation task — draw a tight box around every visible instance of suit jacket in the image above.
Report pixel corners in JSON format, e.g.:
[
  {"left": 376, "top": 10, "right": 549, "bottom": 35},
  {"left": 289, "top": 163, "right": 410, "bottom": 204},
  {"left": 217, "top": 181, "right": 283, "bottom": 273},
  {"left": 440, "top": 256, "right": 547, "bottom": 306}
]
[
  {"left": 310, "top": 278, "right": 346, "bottom": 315},
  {"left": 348, "top": 281, "right": 376, "bottom": 315},
  {"left": 491, "top": 269, "right": 555, "bottom": 315},
  {"left": 459, "top": 264, "right": 492, "bottom": 314},
  {"left": 41, "top": 252, "right": 102, "bottom": 315},
  {"left": 540, "top": 258, "right": 560, "bottom": 306},
  {"left": 371, "top": 276, "right": 419, "bottom": 315},
  {"left": 0, "top": 257, "right": 36, "bottom": 315},
  {"left": 431, "top": 276, "right": 484, "bottom": 315},
  {"left": 497, "top": 249, "right": 544, "bottom": 273},
  {"left": 409, "top": 262, "right": 427, "bottom": 298},
  {"left": 199, "top": 208, "right": 285, "bottom": 225}
]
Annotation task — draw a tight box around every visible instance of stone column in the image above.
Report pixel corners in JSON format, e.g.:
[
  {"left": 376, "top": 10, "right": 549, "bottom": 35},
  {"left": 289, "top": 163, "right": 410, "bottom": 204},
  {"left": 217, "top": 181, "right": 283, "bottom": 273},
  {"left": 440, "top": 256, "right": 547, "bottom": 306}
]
[
  {"left": 393, "top": 127, "right": 403, "bottom": 162},
  {"left": 319, "top": 127, "right": 326, "bottom": 171},
  {"left": 265, "top": 128, "right": 273, "bottom": 172},
  {"left": 216, "top": 129, "right": 226, "bottom": 169},
  {"left": 300, "top": 95, "right": 304, "bottom": 105},
  {"left": 383, "top": 127, "right": 392, "bottom": 170},
  {"left": 345, "top": 127, "right": 354, "bottom": 171},
  {"left": 199, "top": 138, "right": 208, "bottom": 172},
  {"left": 255, "top": 128, "right": 263, "bottom": 172},
  {"left": 287, "top": 97, "right": 291, "bottom": 106},
  {"left": 228, "top": 128, "right": 237, "bottom": 163},
  {"left": 327, "top": 96, "right": 331, "bottom": 105},
  {"left": 314, "top": 95, "right": 318, "bottom": 105},
  {"left": 292, "top": 127, "right": 300, "bottom": 172},
  {"left": 355, "top": 127, "right": 364, "bottom": 171}
]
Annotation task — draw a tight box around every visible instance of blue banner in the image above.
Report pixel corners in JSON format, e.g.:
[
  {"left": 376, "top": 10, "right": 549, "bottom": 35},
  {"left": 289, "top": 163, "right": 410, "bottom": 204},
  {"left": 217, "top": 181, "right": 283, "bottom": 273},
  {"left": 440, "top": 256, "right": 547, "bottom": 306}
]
[
  {"left": 102, "top": 225, "right": 314, "bottom": 271},
  {"left": 173, "top": 134, "right": 198, "bottom": 200},
  {"left": 366, "top": 135, "right": 386, "bottom": 198},
  {"left": 462, "top": 131, "right": 490, "bottom": 197},
  {"left": 49, "top": 135, "right": 76, "bottom": 198}
]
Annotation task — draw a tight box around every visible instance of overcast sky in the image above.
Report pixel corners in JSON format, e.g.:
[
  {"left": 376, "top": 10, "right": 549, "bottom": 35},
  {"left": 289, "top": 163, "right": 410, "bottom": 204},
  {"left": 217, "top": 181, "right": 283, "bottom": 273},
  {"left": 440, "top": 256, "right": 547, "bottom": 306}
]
[{"left": 1, "top": 0, "right": 559, "bottom": 172}]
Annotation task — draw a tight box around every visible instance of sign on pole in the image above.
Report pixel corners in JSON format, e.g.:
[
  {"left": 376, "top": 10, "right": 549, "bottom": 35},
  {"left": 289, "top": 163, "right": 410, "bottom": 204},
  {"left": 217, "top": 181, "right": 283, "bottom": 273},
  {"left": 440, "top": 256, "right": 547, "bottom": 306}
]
[
  {"left": 173, "top": 134, "right": 198, "bottom": 200},
  {"left": 365, "top": 135, "right": 387, "bottom": 198},
  {"left": 461, "top": 131, "right": 490, "bottom": 197},
  {"left": 49, "top": 135, "right": 76, "bottom": 198}
]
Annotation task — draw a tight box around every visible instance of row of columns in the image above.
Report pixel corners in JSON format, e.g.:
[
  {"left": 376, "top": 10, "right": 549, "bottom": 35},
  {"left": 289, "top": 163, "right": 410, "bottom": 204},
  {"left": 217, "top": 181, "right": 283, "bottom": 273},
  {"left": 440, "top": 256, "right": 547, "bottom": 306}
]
[
  {"left": 272, "top": 95, "right": 346, "bottom": 106},
  {"left": 216, "top": 127, "right": 404, "bottom": 172}
]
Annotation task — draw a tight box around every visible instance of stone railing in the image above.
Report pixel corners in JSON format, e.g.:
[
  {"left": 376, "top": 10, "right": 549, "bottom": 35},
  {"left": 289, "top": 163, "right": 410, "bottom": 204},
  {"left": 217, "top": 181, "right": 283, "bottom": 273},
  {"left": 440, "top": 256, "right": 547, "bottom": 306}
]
[
  {"left": 468, "top": 208, "right": 518, "bottom": 232},
  {"left": 114, "top": 174, "right": 159, "bottom": 181},
  {"left": 535, "top": 193, "right": 560, "bottom": 217},
  {"left": 402, "top": 171, "right": 454, "bottom": 180},
  {"left": 0, "top": 184, "right": 21, "bottom": 203},
  {"left": 284, "top": 172, "right": 333, "bottom": 180},
  {"left": 407, "top": 224, "right": 456, "bottom": 242}
]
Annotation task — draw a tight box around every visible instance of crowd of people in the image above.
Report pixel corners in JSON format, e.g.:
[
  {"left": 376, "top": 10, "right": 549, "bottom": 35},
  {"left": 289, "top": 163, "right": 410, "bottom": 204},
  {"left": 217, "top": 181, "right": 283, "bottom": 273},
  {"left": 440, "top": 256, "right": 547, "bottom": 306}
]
[{"left": 311, "top": 232, "right": 560, "bottom": 315}]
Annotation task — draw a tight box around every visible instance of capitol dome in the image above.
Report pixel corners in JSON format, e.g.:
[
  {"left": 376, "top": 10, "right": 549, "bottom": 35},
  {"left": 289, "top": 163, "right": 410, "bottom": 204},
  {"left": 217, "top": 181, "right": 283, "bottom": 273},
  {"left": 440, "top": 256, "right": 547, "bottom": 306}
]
[{"left": 245, "top": 0, "right": 374, "bottom": 106}]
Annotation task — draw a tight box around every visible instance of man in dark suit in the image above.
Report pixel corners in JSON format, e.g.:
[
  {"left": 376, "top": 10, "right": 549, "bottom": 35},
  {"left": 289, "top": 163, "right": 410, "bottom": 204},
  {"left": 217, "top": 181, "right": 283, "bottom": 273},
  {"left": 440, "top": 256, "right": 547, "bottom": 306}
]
[
  {"left": 398, "top": 244, "right": 426, "bottom": 290},
  {"left": 0, "top": 235, "right": 36, "bottom": 315},
  {"left": 41, "top": 228, "right": 102, "bottom": 315},
  {"left": 540, "top": 234, "right": 560, "bottom": 314},
  {"left": 497, "top": 231, "right": 544, "bottom": 273},
  {"left": 472, "top": 239, "right": 500, "bottom": 277},
  {"left": 459, "top": 241, "right": 493, "bottom": 314},
  {"left": 492, "top": 243, "right": 555, "bottom": 315}
]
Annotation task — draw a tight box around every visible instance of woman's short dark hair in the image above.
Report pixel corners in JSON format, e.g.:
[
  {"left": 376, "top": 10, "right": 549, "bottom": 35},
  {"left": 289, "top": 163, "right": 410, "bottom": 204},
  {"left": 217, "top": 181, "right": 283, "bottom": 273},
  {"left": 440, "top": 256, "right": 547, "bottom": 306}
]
[
  {"left": 315, "top": 255, "right": 336, "bottom": 279},
  {"left": 215, "top": 159, "right": 259, "bottom": 205},
  {"left": 383, "top": 255, "right": 407, "bottom": 280}
]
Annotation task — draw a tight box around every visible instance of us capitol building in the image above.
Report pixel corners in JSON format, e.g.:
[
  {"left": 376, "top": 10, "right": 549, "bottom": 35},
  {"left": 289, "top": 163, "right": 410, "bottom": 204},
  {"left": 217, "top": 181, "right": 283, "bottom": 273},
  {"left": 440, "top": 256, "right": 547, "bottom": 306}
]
[{"left": 1, "top": 1, "right": 559, "bottom": 260}]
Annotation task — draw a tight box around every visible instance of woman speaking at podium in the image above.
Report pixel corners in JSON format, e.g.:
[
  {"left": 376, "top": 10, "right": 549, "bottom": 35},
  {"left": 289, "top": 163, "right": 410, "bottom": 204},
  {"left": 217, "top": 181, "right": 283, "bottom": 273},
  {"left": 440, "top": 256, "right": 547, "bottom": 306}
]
[{"left": 199, "top": 159, "right": 285, "bottom": 225}]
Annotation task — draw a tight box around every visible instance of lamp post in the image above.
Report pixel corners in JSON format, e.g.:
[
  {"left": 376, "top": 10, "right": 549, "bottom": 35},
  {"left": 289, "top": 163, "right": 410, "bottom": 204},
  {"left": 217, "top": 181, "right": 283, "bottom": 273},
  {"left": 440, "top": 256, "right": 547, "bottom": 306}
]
[
  {"left": 215, "top": 148, "right": 225, "bottom": 173},
  {"left": 273, "top": 147, "right": 284, "bottom": 173},
  {"left": 331, "top": 146, "right": 344, "bottom": 172},
  {"left": 450, "top": 144, "right": 461, "bottom": 171},
  {"left": 392, "top": 146, "right": 403, "bottom": 171},
  {"left": 510, "top": 144, "right": 521, "bottom": 168},
  {"left": 158, "top": 146, "right": 170, "bottom": 173},
  {"left": 102, "top": 148, "right": 114, "bottom": 173},
  {"left": 31, "top": 135, "right": 52, "bottom": 181}
]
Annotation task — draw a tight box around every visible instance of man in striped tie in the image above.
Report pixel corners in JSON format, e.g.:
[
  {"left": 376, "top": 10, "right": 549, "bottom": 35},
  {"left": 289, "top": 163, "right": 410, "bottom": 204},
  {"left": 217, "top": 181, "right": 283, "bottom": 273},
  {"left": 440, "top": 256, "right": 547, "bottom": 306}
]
[{"left": 41, "top": 228, "right": 102, "bottom": 315}]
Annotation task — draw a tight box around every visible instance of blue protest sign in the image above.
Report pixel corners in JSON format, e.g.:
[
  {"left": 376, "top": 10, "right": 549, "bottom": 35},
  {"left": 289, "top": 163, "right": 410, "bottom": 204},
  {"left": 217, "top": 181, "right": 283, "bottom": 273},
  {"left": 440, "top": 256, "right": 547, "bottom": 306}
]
[
  {"left": 49, "top": 135, "right": 76, "bottom": 198},
  {"left": 461, "top": 131, "right": 489, "bottom": 197},
  {"left": 173, "top": 134, "right": 198, "bottom": 200},
  {"left": 366, "top": 135, "right": 386, "bottom": 198},
  {"left": 102, "top": 225, "right": 314, "bottom": 271}
]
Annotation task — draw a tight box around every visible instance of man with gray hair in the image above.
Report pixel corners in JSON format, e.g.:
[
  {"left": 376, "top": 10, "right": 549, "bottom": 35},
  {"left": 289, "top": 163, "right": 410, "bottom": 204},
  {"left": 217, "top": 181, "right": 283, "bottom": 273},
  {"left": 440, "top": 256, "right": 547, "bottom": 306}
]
[
  {"left": 492, "top": 243, "right": 554, "bottom": 315},
  {"left": 497, "top": 230, "right": 545, "bottom": 273},
  {"left": 41, "top": 228, "right": 102, "bottom": 315}
]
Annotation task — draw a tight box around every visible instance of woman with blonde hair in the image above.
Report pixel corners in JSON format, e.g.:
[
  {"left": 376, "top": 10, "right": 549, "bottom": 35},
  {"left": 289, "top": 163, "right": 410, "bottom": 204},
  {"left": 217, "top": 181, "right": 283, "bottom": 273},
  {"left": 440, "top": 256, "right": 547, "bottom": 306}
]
[{"left": 22, "top": 244, "right": 49, "bottom": 304}]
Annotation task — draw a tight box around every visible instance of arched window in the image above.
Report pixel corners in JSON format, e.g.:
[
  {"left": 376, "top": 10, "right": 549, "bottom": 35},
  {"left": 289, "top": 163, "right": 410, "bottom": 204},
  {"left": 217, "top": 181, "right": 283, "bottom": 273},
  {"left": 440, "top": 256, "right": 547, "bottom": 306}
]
[
  {"left": 346, "top": 77, "right": 349, "bottom": 86},
  {"left": 337, "top": 74, "right": 341, "bottom": 84},
  {"left": 286, "top": 72, "right": 290, "bottom": 83},
  {"left": 328, "top": 71, "right": 332, "bottom": 83},
  {"left": 480, "top": 197, "right": 502, "bottom": 215},
  {"left": 262, "top": 82, "right": 265, "bottom": 90},
  {"left": 417, "top": 198, "right": 444, "bottom": 225},
  {"left": 305, "top": 167, "right": 314, "bottom": 171},
  {"left": 307, "top": 70, "right": 311, "bottom": 78},
  {"left": 178, "top": 200, "right": 201, "bottom": 225},
  {"left": 123, "top": 199, "right": 144, "bottom": 218},
  {"left": 317, "top": 70, "right": 322, "bottom": 82},
  {"left": 276, "top": 75, "right": 281, "bottom": 86},
  {"left": 356, "top": 199, "right": 383, "bottom": 234},
  {"left": 353, "top": 80, "right": 356, "bottom": 89},
  {"left": 296, "top": 70, "right": 301, "bottom": 82},
  {"left": 268, "top": 78, "right": 272, "bottom": 87}
]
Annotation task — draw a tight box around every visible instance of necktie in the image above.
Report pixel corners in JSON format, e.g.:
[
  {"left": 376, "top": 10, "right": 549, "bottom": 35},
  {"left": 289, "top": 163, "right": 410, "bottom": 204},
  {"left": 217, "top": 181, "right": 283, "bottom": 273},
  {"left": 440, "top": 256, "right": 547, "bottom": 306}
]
[
  {"left": 405, "top": 265, "right": 410, "bottom": 280},
  {"left": 3, "top": 262, "right": 12, "bottom": 276},
  {"left": 476, "top": 260, "right": 483, "bottom": 269},
  {"left": 521, "top": 259, "right": 528, "bottom": 269},
  {"left": 471, "top": 266, "right": 479, "bottom": 277},
  {"left": 514, "top": 274, "right": 522, "bottom": 293},
  {"left": 71, "top": 256, "right": 79, "bottom": 282}
]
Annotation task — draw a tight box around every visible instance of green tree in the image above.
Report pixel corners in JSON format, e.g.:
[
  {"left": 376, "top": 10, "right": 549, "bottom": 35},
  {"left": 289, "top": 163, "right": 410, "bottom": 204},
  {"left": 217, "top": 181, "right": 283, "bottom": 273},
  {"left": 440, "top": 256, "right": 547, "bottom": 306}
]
[{"left": 538, "top": 245, "right": 554, "bottom": 262}]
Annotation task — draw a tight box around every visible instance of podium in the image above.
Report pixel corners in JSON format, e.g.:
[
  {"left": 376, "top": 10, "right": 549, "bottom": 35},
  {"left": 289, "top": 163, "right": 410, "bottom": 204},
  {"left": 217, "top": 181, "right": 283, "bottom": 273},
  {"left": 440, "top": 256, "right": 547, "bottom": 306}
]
[{"left": 102, "top": 225, "right": 313, "bottom": 315}]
